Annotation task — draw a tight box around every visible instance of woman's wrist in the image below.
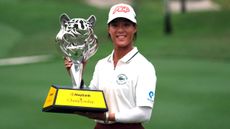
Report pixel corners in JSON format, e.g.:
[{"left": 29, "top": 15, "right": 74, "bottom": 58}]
[{"left": 104, "top": 112, "right": 109, "bottom": 123}]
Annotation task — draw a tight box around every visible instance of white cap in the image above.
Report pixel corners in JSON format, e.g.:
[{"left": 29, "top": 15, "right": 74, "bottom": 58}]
[{"left": 107, "top": 3, "right": 137, "bottom": 24}]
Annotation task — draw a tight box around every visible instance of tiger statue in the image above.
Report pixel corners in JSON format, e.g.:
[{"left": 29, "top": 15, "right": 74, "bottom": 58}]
[
  {"left": 56, "top": 13, "right": 98, "bottom": 62},
  {"left": 55, "top": 13, "right": 98, "bottom": 89}
]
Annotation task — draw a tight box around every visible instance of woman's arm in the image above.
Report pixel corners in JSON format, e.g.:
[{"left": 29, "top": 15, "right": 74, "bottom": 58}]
[{"left": 108, "top": 106, "right": 152, "bottom": 123}]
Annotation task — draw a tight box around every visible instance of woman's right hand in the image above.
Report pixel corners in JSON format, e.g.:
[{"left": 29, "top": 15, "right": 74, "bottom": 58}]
[
  {"left": 64, "top": 57, "right": 73, "bottom": 72},
  {"left": 64, "top": 57, "right": 87, "bottom": 75}
]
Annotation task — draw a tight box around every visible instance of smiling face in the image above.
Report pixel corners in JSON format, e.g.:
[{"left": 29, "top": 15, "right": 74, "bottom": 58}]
[{"left": 108, "top": 18, "right": 137, "bottom": 50}]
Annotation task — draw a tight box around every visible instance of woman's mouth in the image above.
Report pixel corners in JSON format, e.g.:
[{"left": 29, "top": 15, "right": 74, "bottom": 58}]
[{"left": 116, "top": 35, "right": 126, "bottom": 39}]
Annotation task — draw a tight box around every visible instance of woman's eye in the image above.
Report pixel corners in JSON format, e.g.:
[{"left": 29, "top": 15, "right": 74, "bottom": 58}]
[
  {"left": 111, "top": 23, "right": 118, "bottom": 27},
  {"left": 124, "top": 23, "right": 131, "bottom": 27}
]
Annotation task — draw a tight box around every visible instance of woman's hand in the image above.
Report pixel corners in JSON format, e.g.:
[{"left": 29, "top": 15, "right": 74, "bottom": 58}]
[
  {"left": 74, "top": 111, "right": 116, "bottom": 122},
  {"left": 74, "top": 112, "right": 106, "bottom": 120},
  {"left": 64, "top": 57, "right": 87, "bottom": 71},
  {"left": 64, "top": 57, "right": 73, "bottom": 75}
]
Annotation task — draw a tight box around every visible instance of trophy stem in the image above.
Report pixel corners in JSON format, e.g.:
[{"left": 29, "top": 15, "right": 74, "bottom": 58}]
[{"left": 70, "top": 62, "right": 83, "bottom": 89}]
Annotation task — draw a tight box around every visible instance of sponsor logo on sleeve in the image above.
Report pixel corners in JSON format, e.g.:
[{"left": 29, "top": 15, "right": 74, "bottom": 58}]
[{"left": 148, "top": 91, "right": 155, "bottom": 102}]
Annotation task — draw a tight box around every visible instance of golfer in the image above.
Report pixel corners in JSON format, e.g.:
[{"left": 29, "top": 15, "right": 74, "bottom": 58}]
[{"left": 64, "top": 3, "right": 157, "bottom": 129}]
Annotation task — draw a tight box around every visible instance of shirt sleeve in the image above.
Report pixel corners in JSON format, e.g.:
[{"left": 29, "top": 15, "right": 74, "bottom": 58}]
[
  {"left": 115, "top": 106, "right": 152, "bottom": 123},
  {"left": 88, "top": 61, "right": 100, "bottom": 90},
  {"left": 136, "top": 63, "right": 157, "bottom": 107}
]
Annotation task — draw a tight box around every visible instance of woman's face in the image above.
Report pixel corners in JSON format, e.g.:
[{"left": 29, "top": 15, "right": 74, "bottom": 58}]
[{"left": 108, "top": 18, "right": 137, "bottom": 49}]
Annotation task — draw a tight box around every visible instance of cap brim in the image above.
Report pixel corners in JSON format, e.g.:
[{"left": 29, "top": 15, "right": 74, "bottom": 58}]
[{"left": 107, "top": 16, "right": 136, "bottom": 24}]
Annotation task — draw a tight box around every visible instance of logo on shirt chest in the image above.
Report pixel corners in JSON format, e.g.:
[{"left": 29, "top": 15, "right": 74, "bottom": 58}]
[{"left": 116, "top": 74, "right": 128, "bottom": 85}]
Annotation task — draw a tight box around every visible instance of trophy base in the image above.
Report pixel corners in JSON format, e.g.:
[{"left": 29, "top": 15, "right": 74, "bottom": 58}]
[{"left": 42, "top": 85, "right": 108, "bottom": 114}]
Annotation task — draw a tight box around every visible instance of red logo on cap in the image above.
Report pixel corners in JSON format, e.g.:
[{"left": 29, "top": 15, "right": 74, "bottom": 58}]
[{"left": 113, "top": 6, "right": 130, "bottom": 14}]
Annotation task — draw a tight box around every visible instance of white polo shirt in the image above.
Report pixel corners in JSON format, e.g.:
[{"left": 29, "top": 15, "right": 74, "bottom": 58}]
[{"left": 89, "top": 47, "right": 157, "bottom": 114}]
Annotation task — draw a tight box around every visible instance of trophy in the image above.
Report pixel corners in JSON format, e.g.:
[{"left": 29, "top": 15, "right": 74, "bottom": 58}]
[{"left": 42, "top": 13, "right": 107, "bottom": 114}]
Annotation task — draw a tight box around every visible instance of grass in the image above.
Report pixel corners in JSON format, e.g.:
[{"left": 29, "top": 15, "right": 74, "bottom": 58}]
[
  {"left": 150, "top": 58, "right": 230, "bottom": 129},
  {"left": 1, "top": 58, "right": 229, "bottom": 129},
  {"left": 0, "top": 0, "right": 230, "bottom": 129}
]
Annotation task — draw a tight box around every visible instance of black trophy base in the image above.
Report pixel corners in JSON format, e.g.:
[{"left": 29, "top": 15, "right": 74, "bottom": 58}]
[{"left": 42, "top": 85, "right": 108, "bottom": 114}]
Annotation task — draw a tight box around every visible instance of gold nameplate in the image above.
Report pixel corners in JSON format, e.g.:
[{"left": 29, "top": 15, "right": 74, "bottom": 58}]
[{"left": 42, "top": 85, "right": 108, "bottom": 113}]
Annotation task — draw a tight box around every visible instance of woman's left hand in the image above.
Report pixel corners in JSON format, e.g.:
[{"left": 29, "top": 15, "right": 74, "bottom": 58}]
[{"left": 74, "top": 111, "right": 106, "bottom": 120}]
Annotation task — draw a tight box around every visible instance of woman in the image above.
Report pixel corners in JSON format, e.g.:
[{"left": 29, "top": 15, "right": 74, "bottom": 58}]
[{"left": 64, "top": 3, "right": 157, "bottom": 129}]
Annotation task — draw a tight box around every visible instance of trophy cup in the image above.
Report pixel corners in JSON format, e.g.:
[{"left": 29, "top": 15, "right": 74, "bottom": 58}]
[{"left": 42, "top": 13, "right": 107, "bottom": 114}]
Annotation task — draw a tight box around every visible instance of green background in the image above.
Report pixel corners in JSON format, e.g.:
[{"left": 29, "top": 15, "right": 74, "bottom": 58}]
[{"left": 0, "top": 0, "right": 230, "bottom": 129}]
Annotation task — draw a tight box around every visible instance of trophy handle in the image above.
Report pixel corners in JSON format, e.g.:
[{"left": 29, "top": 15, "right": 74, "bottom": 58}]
[{"left": 70, "top": 62, "right": 83, "bottom": 89}]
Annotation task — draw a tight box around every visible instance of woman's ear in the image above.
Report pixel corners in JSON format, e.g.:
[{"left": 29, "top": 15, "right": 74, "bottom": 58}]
[
  {"left": 107, "top": 25, "right": 111, "bottom": 34},
  {"left": 134, "top": 24, "right": 137, "bottom": 33}
]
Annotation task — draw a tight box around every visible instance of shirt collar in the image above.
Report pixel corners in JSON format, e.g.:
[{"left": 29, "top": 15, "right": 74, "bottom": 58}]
[{"left": 107, "top": 47, "right": 139, "bottom": 63}]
